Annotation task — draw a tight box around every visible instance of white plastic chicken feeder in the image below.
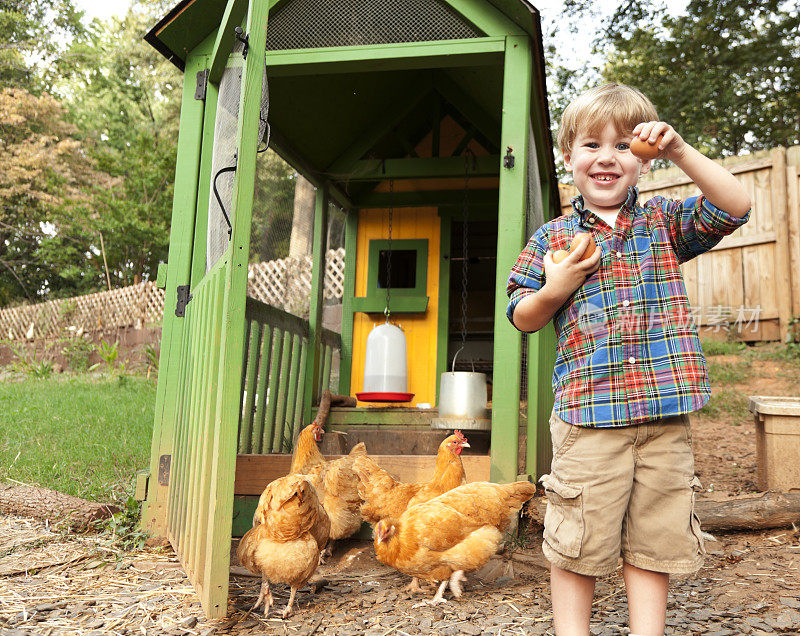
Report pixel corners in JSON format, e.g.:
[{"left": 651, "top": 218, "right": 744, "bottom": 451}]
[{"left": 357, "top": 322, "right": 414, "bottom": 402}]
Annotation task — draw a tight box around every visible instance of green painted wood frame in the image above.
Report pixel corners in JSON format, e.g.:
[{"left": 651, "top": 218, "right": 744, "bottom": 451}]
[
  {"left": 524, "top": 51, "right": 559, "bottom": 480},
  {"left": 346, "top": 156, "right": 500, "bottom": 181},
  {"left": 208, "top": 0, "right": 248, "bottom": 84},
  {"left": 354, "top": 189, "right": 499, "bottom": 208},
  {"left": 352, "top": 238, "right": 429, "bottom": 314},
  {"left": 263, "top": 37, "right": 505, "bottom": 77},
  {"left": 142, "top": 43, "right": 211, "bottom": 537},
  {"left": 490, "top": 34, "right": 531, "bottom": 483},
  {"left": 338, "top": 211, "right": 358, "bottom": 395},
  {"left": 198, "top": 0, "right": 271, "bottom": 616},
  {"left": 435, "top": 213, "right": 452, "bottom": 403},
  {"left": 302, "top": 185, "right": 329, "bottom": 421}
]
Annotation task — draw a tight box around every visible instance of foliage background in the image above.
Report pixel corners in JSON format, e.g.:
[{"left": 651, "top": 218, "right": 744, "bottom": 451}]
[{"left": 0, "top": 0, "right": 797, "bottom": 303}]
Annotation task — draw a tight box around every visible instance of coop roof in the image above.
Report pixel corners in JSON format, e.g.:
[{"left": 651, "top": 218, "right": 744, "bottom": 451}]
[
  {"left": 146, "top": 0, "right": 543, "bottom": 70},
  {"left": 145, "top": 0, "right": 557, "bottom": 213}
]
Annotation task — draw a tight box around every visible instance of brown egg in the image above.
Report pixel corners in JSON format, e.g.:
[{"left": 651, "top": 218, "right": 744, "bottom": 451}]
[
  {"left": 630, "top": 133, "right": 664, "bottom": 160},
  {"left": 552, "top": 249, "right": 569, "bottom": 264},
  {"left": 569, "top": 233, "right": 597, "bottom": 261}
]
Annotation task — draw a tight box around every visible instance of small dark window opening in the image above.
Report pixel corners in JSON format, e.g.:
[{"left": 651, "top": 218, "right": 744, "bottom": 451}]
[{"left": 378, "top": 249, "right": 416, "bottom": 289}]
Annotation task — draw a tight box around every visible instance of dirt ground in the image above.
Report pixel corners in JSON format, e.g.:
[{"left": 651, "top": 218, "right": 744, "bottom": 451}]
[{"left": 1, "top": 347, "right": 799, "bottom": 635}]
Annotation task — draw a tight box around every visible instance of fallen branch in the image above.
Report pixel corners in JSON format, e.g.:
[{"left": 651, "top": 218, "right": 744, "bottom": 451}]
[
  {"left": 0, "top": 484, "right": 119, "bottom": 532},
  {"left": 526, "top": 491, "right": 800, "bottom": 532},
  {"left": 694, "top": 491, "right": 800, "bottom": 532}
]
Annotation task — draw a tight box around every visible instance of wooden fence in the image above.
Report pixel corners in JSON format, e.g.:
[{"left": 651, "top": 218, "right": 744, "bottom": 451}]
[
  {"left": 559, "top": 145, "right": 800, "bottom": 342},
  {"left": 0, "top": 248, "right": 346, "bottom": 341}
]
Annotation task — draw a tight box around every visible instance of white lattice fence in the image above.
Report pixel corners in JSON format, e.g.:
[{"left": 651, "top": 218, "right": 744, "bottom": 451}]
[
  {"left": 0, "top": 249, "right": 346, "bottom": 341},
  {"left": 0, "top": 282, "right": 166, "bottom": 341},
  {"left": 247, "top": 248, "right": 345, "bottom": 311}
]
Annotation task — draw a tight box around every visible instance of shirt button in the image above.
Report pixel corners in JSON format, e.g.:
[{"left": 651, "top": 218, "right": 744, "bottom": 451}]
[
  {"left": 622, "top": 300, "right": 630, "bottom": 307},
  {"left": 616, "top": 251, "right": 623, "bottom": 258},
  {"left": 628, "top": 357, "right": 636, "bottom": 364},
  {"left": 588, "top": 217, "right": 596, "bottom": 225}
]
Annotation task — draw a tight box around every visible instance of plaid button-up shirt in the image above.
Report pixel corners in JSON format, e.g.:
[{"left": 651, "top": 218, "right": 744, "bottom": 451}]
[{"left": 507, "top": 186, "right": 750, "bottom": 428}]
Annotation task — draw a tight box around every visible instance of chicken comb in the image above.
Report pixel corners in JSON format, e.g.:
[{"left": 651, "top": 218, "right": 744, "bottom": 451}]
[{"left": 454, "top": 430, "right": 467, "bottom": 443}]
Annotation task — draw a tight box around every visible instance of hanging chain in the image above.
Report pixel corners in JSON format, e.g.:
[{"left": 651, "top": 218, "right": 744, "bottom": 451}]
[
  {"left": 459, "top": 152, "right": 473, "bottom": 367},
  {"left": 384, "top": 179, "right": 394, "bottom": 322}
]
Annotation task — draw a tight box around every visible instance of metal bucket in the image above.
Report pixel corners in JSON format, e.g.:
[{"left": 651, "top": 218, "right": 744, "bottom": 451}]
[{"left": 438, "top": 371, "right": 489, "bottom": 421}]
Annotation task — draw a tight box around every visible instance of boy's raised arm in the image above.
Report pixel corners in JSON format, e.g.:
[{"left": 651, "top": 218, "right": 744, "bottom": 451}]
[{"left": 633, "top": 121, "right": 751, "bottom": 218}]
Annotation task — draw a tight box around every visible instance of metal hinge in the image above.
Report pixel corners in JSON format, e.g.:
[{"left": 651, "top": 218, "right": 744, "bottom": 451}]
[
  {"left": 158, "top": 455, "right": 171, "bottom": 486},
  {"left": 175, "top": 285, "right": 193, "bottom": 317},
  {"left": 195, "top": 69, "right": 209, "bottom": 100}
]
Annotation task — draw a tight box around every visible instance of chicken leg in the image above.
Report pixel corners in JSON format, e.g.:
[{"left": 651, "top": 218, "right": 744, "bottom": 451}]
[
  {"left": 252, "top": 576, "right": 273, "bottom": 617},
  {"left": 282, "top": 585, "right": 299, "bottom": 619},
  {"left": 411, "top": 580, "right": 449, "bottom": 608},
  {"left": 448, "top": 570, "right": 466, "bottom": 598}
]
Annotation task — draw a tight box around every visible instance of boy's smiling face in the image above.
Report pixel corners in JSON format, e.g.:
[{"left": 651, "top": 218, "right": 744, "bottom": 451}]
[{"left": 563, "top": 122, "right": 651, "bottom": 215}]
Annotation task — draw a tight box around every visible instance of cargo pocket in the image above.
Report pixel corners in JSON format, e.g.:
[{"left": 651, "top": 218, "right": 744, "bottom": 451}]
[
  {"left": 540, "top": 474, "right": 584, "bottom": 558},
  {"left": 549, "top": 412, "right": 581, "bottom": 459},
  {"left": 688, "top": 476, "right": 706, "bottom": 556}
]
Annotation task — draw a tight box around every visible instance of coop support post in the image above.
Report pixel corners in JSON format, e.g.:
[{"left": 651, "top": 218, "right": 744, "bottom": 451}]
[
  {"left": 339, "top": 210, "right": 358, "bottom": 395},
  {"left": 208, "top": 0, "right": 249, "bottom": 85},
  {"left": 490, "top": 35, "right": 531, "bottom": 483},
  {"left": 304, "top": 185, "right": 330, "bottom": 421},
  {"left": 191, "top": 79, "right": 220, "bottom": 286},
  {"left": 435, "top": 213, "right": 452, "bottom": 404},
  {"left": 200, "top": 0, "right": 270, "bottom": 618},
  {"left": 142, "top": 48, "right": 208, "bottom": 537}
]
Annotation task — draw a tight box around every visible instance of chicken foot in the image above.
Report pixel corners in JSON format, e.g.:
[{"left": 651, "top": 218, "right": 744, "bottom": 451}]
[
  {"left": 403, "top": 577, "right": 425, "bottom": 594},
  {"left": 411, "top": 580, "right": 449, "bottom": 608},
  {"left": 252, "top": 576, "right": 274, "bottom": 618},
  {"left": 319, "top": 541, "right": 333, "bottom": 565},
  {"left": 282, "top": 586, "right": 299, "bottom": 619}
]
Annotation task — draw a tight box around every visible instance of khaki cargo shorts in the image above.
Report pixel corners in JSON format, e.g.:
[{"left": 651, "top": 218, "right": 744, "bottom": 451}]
[{"left": 540, "top": 411, "right": 705, "bottom": 577}]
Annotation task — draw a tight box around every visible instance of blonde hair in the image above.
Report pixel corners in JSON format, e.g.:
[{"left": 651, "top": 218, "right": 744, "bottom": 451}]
[{"left": 557, "top": 84, "right": 659, "bottom": 155}]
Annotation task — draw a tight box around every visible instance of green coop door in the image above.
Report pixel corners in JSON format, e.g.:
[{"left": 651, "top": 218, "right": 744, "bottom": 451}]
[{"left": 162, "top": 0, "right": 270, "bottom": 618}]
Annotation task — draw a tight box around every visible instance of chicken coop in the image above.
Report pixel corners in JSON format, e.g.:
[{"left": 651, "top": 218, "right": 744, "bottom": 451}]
[{"left": 140, "top": 0, "right": 559, "bottom": 617}]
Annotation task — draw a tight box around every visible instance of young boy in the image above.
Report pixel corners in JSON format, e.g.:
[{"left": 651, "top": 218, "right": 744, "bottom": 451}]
[{"left": 506, "top": 84, "right": 751, "bottom": 635}]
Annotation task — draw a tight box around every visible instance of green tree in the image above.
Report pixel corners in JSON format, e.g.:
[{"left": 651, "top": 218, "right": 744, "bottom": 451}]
[
  {"left": 597, "top": 0, "right": 799, "bottom": 156},
  {"left": 0, "top": 0, "right": 84, "bottom": 92},
  {"left": 0, "top": 89, "right": 110, "bottom": 304},
  {"left": 45, "top": 4, "right": 182, "bottom": 292}
]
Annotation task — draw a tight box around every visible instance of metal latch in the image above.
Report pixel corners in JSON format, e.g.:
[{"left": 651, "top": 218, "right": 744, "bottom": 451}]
[
  {"left": 503, "top": 146, "right": 515, "bottom": 169},
  {"left": 175, "top": 285, "right": 192, "bottom": 317},
  {"left": 195, "top": 69, "right": 209, "bottom": 100},
  {"left": 234, "top": 26, "right": 249, "bottom": 59},
  {"left": 158, "top": 455, "right": 171, "bottom": 486}
]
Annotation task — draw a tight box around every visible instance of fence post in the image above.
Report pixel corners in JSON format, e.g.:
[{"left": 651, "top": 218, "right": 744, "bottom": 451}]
[{"left": 771, "top": 147, "right": 792, "bottom": 342}]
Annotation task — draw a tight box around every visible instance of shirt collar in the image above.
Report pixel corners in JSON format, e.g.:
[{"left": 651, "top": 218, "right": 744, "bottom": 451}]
[{"left": 570, "top": 186, "right": 639, "bottom": 224}]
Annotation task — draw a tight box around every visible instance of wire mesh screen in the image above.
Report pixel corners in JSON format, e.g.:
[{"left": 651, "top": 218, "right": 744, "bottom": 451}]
[
  {"left": 207, "top": 58, "right": 243, "bottom": 271},
  {"left": 520, "top": 123, "right": 546, "bottom": 405},
  {"left": 250, "top": 158, "right": 346, "bottom": 320},
  {"left": 265, "top": 0, "right": 483, "bottom": 51}
]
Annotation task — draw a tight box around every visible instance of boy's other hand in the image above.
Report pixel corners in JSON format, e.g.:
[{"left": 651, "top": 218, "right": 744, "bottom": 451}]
[
  {"left": 632, "top": 121, "right": 686, "bottom": 163},
  {"left": 544, "top": 239, "right": 602, "bottom": 297}
]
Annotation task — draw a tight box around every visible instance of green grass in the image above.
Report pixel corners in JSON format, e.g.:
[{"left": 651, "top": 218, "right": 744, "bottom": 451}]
[
  {"left": 0, "top": 376, "right": 156, "bottom": 503},
  {"left": 697, "top": 387, "right": 750, "bottom": 423},
  {"left": 700, "top": 339, "right": 747, "bottom": 357},
  {"left": 706, "top": 359, "right": 750, "bottom": 385}
]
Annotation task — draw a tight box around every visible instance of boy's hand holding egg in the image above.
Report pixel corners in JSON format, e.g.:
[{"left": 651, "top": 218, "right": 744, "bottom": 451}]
[
  {"left": 545, "top": 233, "right": 601, "bottom": 298},
  {"left": 630, "top": 121, "right": 686, "bottom": 162}
]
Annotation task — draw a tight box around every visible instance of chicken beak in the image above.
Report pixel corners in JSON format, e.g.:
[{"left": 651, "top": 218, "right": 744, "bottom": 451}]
[{"left": 460, "top": 441, "right": 470, "bottom": 449}]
